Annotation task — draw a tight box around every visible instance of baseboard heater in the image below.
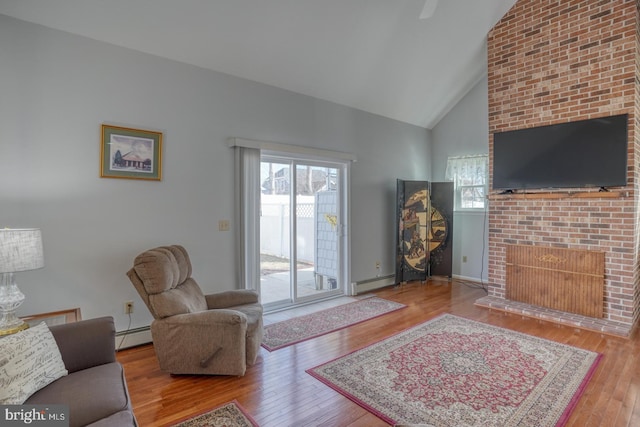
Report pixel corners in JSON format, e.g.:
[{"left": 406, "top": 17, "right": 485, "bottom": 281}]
[
  {"left": 116, "top": 275, "right": 399, "bottom": 347},
  {"left": 351, "top": 274, "right": 396, "bottom": 295},
  {"left": 116, "top": 325, "right": 152, "bottom": 350}
]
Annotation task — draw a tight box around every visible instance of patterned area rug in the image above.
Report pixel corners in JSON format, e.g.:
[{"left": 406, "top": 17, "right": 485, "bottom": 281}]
[
  {"left": 262, "top": 297, "right": 406, "bottom": 351},
  {"left": 171, "top": 401, "right": 258, "bottom": 427},
  {"left": 308, "top": 314, "right": 601, "bottom": 427}
]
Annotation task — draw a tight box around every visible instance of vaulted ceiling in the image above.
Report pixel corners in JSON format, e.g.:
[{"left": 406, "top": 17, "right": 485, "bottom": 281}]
[{"left": 0, "top": 0, "right": 517, "bottom": 128}]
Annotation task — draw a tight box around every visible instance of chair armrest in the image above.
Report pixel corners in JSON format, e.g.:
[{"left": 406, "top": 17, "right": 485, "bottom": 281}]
[
  {"left": 151, "top": 310, "right": 250, "bottom": 375},
  {"left": 48, "top": 316, "right": 116, "bottom": 373},
  {"left": 205, "top": 290, "right": 259, "bottom": 309},
  {"left": 159, "top": 309, "right": 248, "bottom": 326}
]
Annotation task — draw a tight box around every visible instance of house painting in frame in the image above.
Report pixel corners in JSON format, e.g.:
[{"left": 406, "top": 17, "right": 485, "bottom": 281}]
[{"left": 100, "top": 124, "right": 163, "bottom": 181}]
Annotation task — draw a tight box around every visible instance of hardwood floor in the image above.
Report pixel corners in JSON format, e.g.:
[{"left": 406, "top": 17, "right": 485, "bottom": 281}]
[{"left": 117, "top": 280, "right": 640, "bottom": 426}]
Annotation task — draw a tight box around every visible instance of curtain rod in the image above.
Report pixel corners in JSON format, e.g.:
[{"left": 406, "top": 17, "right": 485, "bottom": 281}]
[{"left": 228, "top": 137, "right": 357, "bottom": 162}]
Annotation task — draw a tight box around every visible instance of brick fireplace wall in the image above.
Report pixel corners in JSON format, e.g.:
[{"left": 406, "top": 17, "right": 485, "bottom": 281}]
[{"left": 486, "top": 0, "right": 639, "bottom": 329}]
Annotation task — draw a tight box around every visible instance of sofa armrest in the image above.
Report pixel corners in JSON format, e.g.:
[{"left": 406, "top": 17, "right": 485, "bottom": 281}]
[
  {"left": 205, "top": 290, "right": 259, "bottom": 309},
  {"left": 48, "top": 316, "right": 116, "bottom": 373}
]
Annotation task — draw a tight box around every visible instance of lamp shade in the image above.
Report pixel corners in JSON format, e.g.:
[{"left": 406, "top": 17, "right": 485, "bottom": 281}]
[{"left": 0, "top": 228, "right": 44, "bottom": 273}]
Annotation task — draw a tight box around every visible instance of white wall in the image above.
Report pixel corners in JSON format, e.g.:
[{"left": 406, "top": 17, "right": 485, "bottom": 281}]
[
  {"left": 432, "top": 76, "right": 489, "bottom": 282},
  {"left": 0, "top": 15, "right": 431, "bottom": 332}
]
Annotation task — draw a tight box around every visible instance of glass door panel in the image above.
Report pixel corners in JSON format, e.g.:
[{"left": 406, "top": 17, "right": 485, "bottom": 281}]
[
  {"left": 296, "top": 164, "right": 339, "bottom": 301},
  {"left": 260, "top": 161, "right": 291, "bottom": 305},
  {"left": 260, "top": 158, "right": 343, "bottom": 309}
]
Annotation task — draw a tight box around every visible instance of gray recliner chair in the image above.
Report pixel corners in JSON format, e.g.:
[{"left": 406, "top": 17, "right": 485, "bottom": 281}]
[{"left": 126, "top": 245, "right": 263, "bottom": 376}]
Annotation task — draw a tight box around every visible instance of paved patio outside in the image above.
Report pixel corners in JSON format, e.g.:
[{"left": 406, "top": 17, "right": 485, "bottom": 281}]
[{"left": 261, "top": 268, "right": 337, "bottom": 305}]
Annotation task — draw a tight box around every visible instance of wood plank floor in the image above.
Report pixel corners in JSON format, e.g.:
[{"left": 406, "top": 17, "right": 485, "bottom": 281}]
[{"left": 117, "top": 280, "right": 640, "bottom": 426}]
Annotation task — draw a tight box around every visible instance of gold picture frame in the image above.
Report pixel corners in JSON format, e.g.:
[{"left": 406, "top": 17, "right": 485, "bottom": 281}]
[
  {"left": 100, "top": 124, "right": 163, "bottom": 181},
  {"left": 21, "top": 308, "right": 82, "bottom": 328}
]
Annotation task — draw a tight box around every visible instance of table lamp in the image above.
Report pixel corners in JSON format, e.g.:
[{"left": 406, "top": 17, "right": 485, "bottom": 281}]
[{"left": 0, "top": 228, "right": 44, "bottom": 336}]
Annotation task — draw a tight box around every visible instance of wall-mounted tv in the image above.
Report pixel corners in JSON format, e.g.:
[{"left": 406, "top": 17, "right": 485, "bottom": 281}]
[{"left": 492, "top": 114, "right": 628, "bottom": 191}]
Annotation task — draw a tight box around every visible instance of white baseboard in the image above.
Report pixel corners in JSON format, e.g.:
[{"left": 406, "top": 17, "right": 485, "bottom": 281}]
[
  {"left": 115, "top": 326, "right": 152, "bottom": 350},
  {"left": 116, "top": 275, "right": 484, "bottom": 348},
  {"left": 352, "top": 274, "right": 486, "bottom": 295},
  {"left": 351, "top": 274, "right": 396, "bottom": 295},
  {"left": 452, "top": 274, "right": 485, "bottom": 283}
]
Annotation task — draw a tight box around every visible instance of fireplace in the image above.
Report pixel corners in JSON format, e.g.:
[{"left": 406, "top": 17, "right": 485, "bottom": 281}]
[
  {"left": 481, "top": 0, "right": 639, "bottom": 335},
  {"left": 505, "top": 245, "right": 604, "bottom": 318}
]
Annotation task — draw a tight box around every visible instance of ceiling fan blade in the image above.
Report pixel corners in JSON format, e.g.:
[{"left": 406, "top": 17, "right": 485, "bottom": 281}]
[{"left": 420, "top": 0, "right": 439, "bottom": 20}]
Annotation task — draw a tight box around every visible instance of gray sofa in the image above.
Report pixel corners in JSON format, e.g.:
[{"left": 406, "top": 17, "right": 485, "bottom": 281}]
[{"left": 25, "top": 316, "right": 138, "bottom": 427}]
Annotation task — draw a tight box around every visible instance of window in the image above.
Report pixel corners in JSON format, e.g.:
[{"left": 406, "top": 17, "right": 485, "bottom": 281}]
[{"left": 445, "top": 155, "right": 488, "bottom": 211}]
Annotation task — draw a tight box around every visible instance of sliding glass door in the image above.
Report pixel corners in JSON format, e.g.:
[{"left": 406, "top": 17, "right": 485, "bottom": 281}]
[{"left": 260, "top": 156, "right": 344, "bottom": 309}]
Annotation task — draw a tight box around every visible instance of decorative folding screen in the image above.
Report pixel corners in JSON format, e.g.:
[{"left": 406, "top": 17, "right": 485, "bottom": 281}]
[{"left": 395, "top": 180, "right": 453, "bottom": 283}]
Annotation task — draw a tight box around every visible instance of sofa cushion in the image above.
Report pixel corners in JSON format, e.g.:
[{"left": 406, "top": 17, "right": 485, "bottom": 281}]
[
  {"left": 87, "top": 410, "right": 137, "bottom": 427},
  {"left": 25, "top": 362, "right": 131, "bottom": 427},
  {"left": 0, "top": 322, "right": 68, "bottom": 404}
]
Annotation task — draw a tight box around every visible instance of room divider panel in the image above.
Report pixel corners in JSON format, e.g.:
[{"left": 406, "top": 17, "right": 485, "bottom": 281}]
[{"left": 394, "top": 180, "right": 453, "bottom": 284}]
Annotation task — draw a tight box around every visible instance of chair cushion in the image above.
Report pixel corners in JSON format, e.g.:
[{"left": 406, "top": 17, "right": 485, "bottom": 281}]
[
  {"left": 26, "top": 362, "right": 132, "bottom": 427},
  {"left": 161, "top": 245, "right": 192, "bottom": 282},
  {"left": 229, "top": 302, "right": 263, "bottom": 333},
  {"left": 228, "top": 302, "right": 263, "bottom": 365},
  {"left": 133, "top": 248, "right": 179, "bottom": 294},
  {"left": 133, "top": 245, "right": 207, "bottom": 318},
  {"left": 149, "top": 278, "right": 208, "bottom": 318}
]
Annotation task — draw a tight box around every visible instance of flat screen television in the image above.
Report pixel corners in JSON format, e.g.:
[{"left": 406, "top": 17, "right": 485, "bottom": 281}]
[{"left": 492, "top": 114, "right": 628, "bottom": 191}]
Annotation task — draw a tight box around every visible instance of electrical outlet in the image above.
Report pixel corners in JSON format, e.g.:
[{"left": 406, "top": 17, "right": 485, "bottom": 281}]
[
  {"left": 463, "top": 256, "right": 468, "bottom": 263},
  {"left": 375, "top": 261, "right": 381, "bottom": 269},
  {"left": 124, "top": 301, "right": 134, "bottom": 314}
]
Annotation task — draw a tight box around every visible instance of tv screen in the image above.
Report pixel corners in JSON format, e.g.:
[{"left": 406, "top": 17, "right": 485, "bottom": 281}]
[{"left": 492, "top": 114, "right": 628, "bottom": 191}]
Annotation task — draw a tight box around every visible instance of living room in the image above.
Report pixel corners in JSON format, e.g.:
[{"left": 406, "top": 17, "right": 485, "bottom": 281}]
[
  {"left": 2, "top": 0, "right": 639, "bottom": 426},
  {"left": 0, "top": 1, "right": 495, "bottom": 345}
]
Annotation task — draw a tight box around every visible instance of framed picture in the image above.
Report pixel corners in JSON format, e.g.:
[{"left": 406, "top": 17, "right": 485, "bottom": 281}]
[
  {"left": 21, "top": 308, "right": 81, "bottom": 328},
  {"left": 100, "top": 124, "right": 163, "bottom": 180}
]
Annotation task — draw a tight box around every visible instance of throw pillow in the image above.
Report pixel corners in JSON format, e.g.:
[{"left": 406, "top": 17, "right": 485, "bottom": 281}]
[{"left": 0, "top": 322, "right": 68, "bottom": 404}]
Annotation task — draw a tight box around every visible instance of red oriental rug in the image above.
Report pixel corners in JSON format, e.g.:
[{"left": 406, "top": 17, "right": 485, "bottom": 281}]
[
  {"left": 307, "top": 314, "right": 601, "bottom": 427},
  {"left": 261, "top": 297, "right": 406, "bottom": 351},
  {"left": 170, "top": 400, "right": 258, "bottom": 427}
]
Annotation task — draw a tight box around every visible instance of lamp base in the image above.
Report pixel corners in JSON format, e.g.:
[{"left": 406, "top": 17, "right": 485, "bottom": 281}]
[
  {"left": 0, "top": 320, "right": 28, "bottom": 336},
  {"left": 0, "top": 272, "right": 28, "bottom": 336}
]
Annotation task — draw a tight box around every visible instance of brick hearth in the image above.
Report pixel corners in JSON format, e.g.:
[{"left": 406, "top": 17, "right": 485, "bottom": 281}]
[
  {"left": 483, "top": 0, "right": 639, "bottom": 334},
  {"left": 475, "top": 296, "right": 631, "bottom": 337}
]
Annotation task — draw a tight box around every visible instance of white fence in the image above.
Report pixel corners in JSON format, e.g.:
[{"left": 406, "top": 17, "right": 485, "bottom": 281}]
[{"left": 260, "top": 195, "right": 316, "bottom": 263}]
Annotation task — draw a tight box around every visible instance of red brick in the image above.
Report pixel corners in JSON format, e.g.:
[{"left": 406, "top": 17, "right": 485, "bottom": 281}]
[{"left": 487, "top": 0, "right": 638, "bottom": 326}]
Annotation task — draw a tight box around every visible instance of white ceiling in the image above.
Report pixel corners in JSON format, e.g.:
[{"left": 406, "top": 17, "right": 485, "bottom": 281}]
[{"left": 0, "top": 0, "right": 517, "bottom": 129}]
